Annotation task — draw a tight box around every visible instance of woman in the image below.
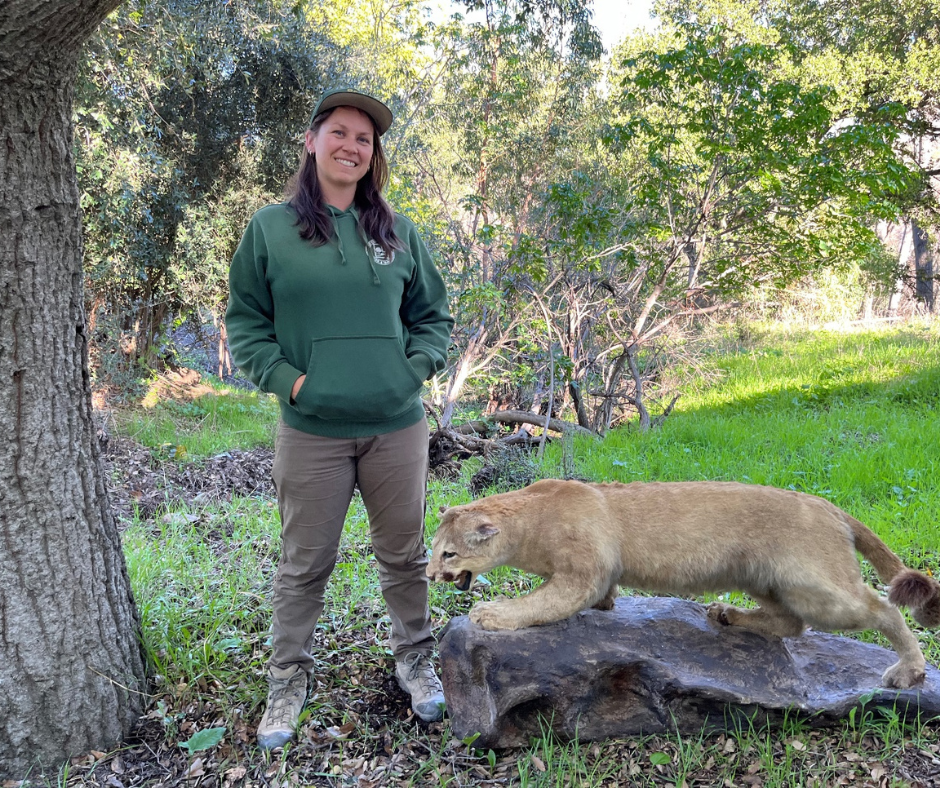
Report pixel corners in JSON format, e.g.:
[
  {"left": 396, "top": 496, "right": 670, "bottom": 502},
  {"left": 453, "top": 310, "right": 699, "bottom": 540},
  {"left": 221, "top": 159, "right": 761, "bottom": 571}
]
[{"left": 226, "top": 87, "right": 453, "bottom": 750}]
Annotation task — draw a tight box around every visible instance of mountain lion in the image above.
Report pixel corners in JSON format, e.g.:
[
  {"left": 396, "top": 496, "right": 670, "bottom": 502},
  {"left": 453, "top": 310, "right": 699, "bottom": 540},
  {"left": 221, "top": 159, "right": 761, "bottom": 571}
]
[{"left": 427, "top": 479, "right": 940, "bottom": 689}]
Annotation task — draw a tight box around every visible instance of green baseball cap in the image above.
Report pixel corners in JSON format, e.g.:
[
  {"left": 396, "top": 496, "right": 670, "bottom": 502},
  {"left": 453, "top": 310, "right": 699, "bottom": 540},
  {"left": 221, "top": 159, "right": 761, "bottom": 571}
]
[{"left": 309, "top": 87, "right": 393, "bottom": 136}]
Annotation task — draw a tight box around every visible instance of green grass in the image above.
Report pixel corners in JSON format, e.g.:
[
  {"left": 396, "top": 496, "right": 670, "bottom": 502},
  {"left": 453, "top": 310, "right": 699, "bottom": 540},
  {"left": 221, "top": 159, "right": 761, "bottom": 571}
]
[
  {"left": 121, "top": 497, "right": 280, "bottom": 709},
  {"left": 115, "top": 383, "right": 279, "bottom": 457},
  {"left": 109, "top": 322, "right": 940, "bottom": 787},
  {"left": 541, "top": 324, "right": 940, "bottom": 564}
]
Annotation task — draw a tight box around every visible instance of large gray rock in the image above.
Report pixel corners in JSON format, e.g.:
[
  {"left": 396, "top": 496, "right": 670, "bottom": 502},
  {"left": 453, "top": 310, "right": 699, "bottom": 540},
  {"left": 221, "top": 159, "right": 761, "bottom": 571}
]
[{"left": 439, "top": 597, "right": 940, "bottom": 748}]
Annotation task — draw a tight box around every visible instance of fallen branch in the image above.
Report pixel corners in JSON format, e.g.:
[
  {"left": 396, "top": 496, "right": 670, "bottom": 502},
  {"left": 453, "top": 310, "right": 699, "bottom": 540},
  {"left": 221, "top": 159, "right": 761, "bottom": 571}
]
[
  {"left": 651, "top": 394, "right": 681, "bottom": 429},
  {"left": 424, "top": 403, "right": 597, "bottom": 478},
  {"left": 488, "top": 410, "right": 597, "bottom": 437},
  {"left": 451, "top": 420, "right": 494, "bottom": 436}
]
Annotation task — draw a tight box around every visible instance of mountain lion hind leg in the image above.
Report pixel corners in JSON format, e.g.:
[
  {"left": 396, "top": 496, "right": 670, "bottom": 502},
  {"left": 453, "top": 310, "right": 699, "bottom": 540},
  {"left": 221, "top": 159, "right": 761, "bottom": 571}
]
[
  {"left": 777, "top": 582, "right": 926, "bottom": 689},
  {"left": 591, "top": 582, "right": 619, "bottom": 611},
  {"left": 707, "top": 594, "right": 807, "bottom": 639}
]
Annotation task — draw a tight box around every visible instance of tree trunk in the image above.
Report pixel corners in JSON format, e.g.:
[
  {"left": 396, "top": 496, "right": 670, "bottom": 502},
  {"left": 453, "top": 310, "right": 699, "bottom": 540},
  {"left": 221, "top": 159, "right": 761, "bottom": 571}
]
[
  {"left": 878, "top": 220, "right": 914, "bottom": 316},
  {"left": 0, "top": 0, "right": 146, "bottom": 778},
  {"left": 624, "top": 343, "right": 651, "bottom": 431},
  {"left": 912, "top": 220, "right": 936, "bottom": 313}
]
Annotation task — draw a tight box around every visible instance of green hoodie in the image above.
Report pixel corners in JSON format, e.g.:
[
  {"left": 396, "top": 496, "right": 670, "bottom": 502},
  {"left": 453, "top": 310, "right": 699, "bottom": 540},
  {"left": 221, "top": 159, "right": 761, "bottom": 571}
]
[{"left": 226, "top": 203, "right": 453, "bottom": 438}]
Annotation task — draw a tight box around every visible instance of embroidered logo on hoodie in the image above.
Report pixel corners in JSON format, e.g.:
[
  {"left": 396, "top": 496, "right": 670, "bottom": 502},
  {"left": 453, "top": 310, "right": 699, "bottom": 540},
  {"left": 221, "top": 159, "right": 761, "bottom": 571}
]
[{"left": 367, "top": 239, "right": 394, "bottom": 266}]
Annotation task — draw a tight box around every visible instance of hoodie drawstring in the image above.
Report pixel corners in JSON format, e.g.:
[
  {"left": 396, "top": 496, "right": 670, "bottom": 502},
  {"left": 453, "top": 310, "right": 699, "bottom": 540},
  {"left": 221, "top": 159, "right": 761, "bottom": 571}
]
[
  {"left": 328, "top": 206, "right": 349, "bottom": 267},
  {"left": 366, "top": 249, "right": 381, "bottom": 286},
  {"left": 335, "top": 226, "right": 348, "bottom": 266},
  {"left": 328, "top": 206, "right": 381, "bottom": 286}
]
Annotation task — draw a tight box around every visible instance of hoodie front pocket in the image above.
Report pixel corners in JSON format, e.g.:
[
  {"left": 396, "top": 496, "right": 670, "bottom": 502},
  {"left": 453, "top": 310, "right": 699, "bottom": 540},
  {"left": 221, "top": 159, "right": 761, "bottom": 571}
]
[{"left": 293, "top": 336, "right": 423, "bottom": 421}]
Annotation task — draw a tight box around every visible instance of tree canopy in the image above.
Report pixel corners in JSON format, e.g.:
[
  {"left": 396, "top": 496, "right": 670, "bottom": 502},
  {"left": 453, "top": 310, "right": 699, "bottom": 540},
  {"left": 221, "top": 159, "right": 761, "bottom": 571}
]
[{"left": 75, "top": 0, "right": 939, "bottom": 428}]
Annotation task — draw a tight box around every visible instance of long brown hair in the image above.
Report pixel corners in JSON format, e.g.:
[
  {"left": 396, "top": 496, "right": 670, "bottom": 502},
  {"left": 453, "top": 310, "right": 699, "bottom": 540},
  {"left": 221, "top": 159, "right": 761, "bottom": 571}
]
[{"left": 286, "top": 107, "right": 403, "bottom": 256}]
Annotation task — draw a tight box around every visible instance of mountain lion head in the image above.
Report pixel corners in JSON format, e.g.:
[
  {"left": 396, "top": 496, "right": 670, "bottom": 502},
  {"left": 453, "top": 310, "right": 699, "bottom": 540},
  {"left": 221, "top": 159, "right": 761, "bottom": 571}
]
[{"left": 426, "top": 505, "right": 503, "bottom": 591}]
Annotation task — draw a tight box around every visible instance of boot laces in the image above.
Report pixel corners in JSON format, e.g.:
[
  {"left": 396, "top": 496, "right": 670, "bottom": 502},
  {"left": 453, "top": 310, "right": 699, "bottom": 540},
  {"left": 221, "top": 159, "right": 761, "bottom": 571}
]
[
  {"left": 267, "top": 670, "right": 306, "bottom": 726},
  {"left": 402, "top": 652, "right": 440, "bottom": 695}
]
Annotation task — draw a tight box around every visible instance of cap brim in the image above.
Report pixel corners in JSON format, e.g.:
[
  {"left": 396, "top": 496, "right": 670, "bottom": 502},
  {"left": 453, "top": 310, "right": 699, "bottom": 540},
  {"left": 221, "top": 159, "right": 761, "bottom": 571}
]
[{"left": 314, "top": 92, "right": 393, "bottom": 136}]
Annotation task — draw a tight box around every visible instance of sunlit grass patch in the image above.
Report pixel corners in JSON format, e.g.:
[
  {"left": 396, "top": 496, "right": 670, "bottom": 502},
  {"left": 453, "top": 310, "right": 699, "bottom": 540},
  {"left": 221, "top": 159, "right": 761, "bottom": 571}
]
[
  {"left": 116, "top": 386, "right": 278, "bottom": 456},
  {"left": 682, "top": 322, "right": 940, "bottom": 412}
]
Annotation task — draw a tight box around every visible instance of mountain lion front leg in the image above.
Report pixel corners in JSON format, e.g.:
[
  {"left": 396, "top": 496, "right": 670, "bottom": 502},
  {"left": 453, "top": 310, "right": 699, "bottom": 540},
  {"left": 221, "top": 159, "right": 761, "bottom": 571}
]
[{"left": 470, "top": 576, "right": 602, "bottom": 630}]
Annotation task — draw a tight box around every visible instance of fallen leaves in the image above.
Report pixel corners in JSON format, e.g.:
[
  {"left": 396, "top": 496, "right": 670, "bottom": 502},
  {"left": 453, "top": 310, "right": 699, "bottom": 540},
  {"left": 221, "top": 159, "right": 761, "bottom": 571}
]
[
  {"left": 222, "top": 765, "right": 246, "bottom": 786},
  {"left": 101, "top": 434, "right": 275, "bottom": 523},
  {"left": 53, "top": 688, "right": 940, "bottom": 788},
  {"left": 183, "top": 757, "right": 205, "bottom": 779}
]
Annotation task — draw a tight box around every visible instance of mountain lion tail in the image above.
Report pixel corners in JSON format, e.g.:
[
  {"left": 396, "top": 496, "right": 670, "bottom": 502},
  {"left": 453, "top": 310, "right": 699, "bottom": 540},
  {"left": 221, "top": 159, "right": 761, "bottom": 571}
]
[
  {"left": 889, "top": 571, "right": 940, "bottom": 627},
  {"left": 848, "top": 515, "right": 940, "bottom": 628}
]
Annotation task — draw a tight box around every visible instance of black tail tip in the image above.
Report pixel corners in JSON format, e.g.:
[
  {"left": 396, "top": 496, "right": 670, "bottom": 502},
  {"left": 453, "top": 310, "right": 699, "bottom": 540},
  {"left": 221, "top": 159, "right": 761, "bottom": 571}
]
[{"left": 888, "top": 570, "right": 940, "bottom": 627}]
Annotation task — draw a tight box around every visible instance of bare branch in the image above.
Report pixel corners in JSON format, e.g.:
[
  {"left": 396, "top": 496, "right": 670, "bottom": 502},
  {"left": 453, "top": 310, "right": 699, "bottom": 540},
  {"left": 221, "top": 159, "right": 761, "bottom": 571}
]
[{"left": 488, "top": 410, "right": 596, "bottom": 437}]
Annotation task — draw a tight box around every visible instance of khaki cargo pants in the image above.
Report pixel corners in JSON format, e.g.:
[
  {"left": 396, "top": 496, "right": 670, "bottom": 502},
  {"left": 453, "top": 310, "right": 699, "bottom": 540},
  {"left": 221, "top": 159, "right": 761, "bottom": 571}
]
[{"left": 269, "top": 417, "right": 433, "bottom": 672}]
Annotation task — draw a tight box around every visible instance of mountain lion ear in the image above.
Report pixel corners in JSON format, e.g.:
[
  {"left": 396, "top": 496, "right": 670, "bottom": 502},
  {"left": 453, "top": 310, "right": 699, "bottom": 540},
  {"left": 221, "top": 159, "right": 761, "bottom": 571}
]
[
  {"left": 439, "top": 505, "right": 447, "bottom": 514},
  {"left": 465, "top": 521, "right": 499, "bottom": 545}
]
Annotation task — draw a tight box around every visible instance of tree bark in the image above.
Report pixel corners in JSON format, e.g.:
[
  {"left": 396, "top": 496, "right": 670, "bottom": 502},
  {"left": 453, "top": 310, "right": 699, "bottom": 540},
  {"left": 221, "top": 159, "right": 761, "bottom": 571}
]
[
  {"left": 912, "top": 220, "right": 936, "bottom": 312},
  {"left": 0, "top": 0, "right": 146, "bottom": 778}
]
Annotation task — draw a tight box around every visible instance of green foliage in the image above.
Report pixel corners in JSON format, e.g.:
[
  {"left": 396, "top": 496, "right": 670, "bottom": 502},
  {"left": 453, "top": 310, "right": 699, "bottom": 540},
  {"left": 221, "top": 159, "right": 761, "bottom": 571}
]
[
  {"left": 179, "top": 726, "right": 226, "bottom": 754},
  {"left": 768, "top": 0, "right": 940, "bottom": 107},
  {"left": 172, "top": 158, "right": 273, "bottom": 317},
  {"left": 652, "top": 0, "right": 940, "bottom": 227},
  {"left": 77, "top": 0, "right": 337, "bottom": 371},
  {"left": 387, "top": 0, "right": 613, "bottom": 426},
  {"left": 609, "top": 25, "right": 923, "bottom": 298},
  {"left": 77, "top": 0, "right": 938, "bottom": 427},
  {"left": 78, "top": 0, "right": 452, "bottom": 388}
]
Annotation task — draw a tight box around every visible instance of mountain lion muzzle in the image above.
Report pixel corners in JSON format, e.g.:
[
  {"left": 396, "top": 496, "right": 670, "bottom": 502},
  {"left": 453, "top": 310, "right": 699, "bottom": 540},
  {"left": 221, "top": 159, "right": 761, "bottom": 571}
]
[{"left": 427, "top": 479, "right": 940, "bottom": 689}]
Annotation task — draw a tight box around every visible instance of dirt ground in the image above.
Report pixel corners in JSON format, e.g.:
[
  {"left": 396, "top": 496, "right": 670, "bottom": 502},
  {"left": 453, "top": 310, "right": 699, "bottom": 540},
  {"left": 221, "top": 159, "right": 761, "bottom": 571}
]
[{"left": 101, "top": 430, "right": 275, "bottom": 523}]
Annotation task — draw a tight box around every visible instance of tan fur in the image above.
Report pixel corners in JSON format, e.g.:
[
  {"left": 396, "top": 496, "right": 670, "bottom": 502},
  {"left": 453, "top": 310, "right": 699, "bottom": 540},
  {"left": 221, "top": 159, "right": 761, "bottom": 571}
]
[{"left": 427, "top": 479, "right": 940, "bottom": 689}]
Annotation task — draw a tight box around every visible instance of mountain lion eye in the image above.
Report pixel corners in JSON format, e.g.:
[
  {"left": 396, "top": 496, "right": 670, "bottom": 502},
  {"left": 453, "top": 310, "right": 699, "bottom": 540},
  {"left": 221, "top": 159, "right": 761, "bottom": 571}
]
[{"left": 442, "top": 551, "right": 456, "bottom": 559}]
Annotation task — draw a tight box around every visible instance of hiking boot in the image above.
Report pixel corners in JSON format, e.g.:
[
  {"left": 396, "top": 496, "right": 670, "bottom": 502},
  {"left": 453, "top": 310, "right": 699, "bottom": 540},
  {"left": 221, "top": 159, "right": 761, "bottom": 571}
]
[
  {"left": 395, "top": 651, "right": 446, "bottom": 722},
  {"left": 256, "top": 664, "right": 308, "bottom": 750}
]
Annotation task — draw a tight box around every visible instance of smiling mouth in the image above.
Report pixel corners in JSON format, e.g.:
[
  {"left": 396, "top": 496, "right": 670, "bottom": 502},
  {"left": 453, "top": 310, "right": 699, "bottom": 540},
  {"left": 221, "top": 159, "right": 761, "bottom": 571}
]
[{"left": 454, "top": 571, "right": 473, "bottom": 591}]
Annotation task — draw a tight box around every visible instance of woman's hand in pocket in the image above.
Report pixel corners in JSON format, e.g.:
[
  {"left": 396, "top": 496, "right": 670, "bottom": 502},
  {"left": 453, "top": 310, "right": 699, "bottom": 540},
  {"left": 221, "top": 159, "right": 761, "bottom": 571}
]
[{"left": 290, "top": 375, "right": 306, "bottom": 404}]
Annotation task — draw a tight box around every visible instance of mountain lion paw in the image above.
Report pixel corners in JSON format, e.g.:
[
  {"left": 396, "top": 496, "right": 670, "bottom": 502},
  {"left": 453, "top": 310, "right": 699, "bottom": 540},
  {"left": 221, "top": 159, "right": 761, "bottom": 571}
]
[
  {"left": 469, "top": 602, "right": 522, "bottom": 631},
  {"left": 882, "top": 661, "right": 925, "bottom": 689},
  {"left": 706, "top": 601, "right": 733, "bottom": 626},
  {"left": 592, "top": 595, "right": 616, "bottom": 611}
]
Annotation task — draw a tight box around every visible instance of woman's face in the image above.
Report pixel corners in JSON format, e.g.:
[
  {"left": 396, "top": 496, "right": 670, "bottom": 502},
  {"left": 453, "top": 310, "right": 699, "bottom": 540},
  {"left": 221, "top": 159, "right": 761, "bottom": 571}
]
[{"left": 305, "top": 106, "right": 375, "bottom": 204}]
